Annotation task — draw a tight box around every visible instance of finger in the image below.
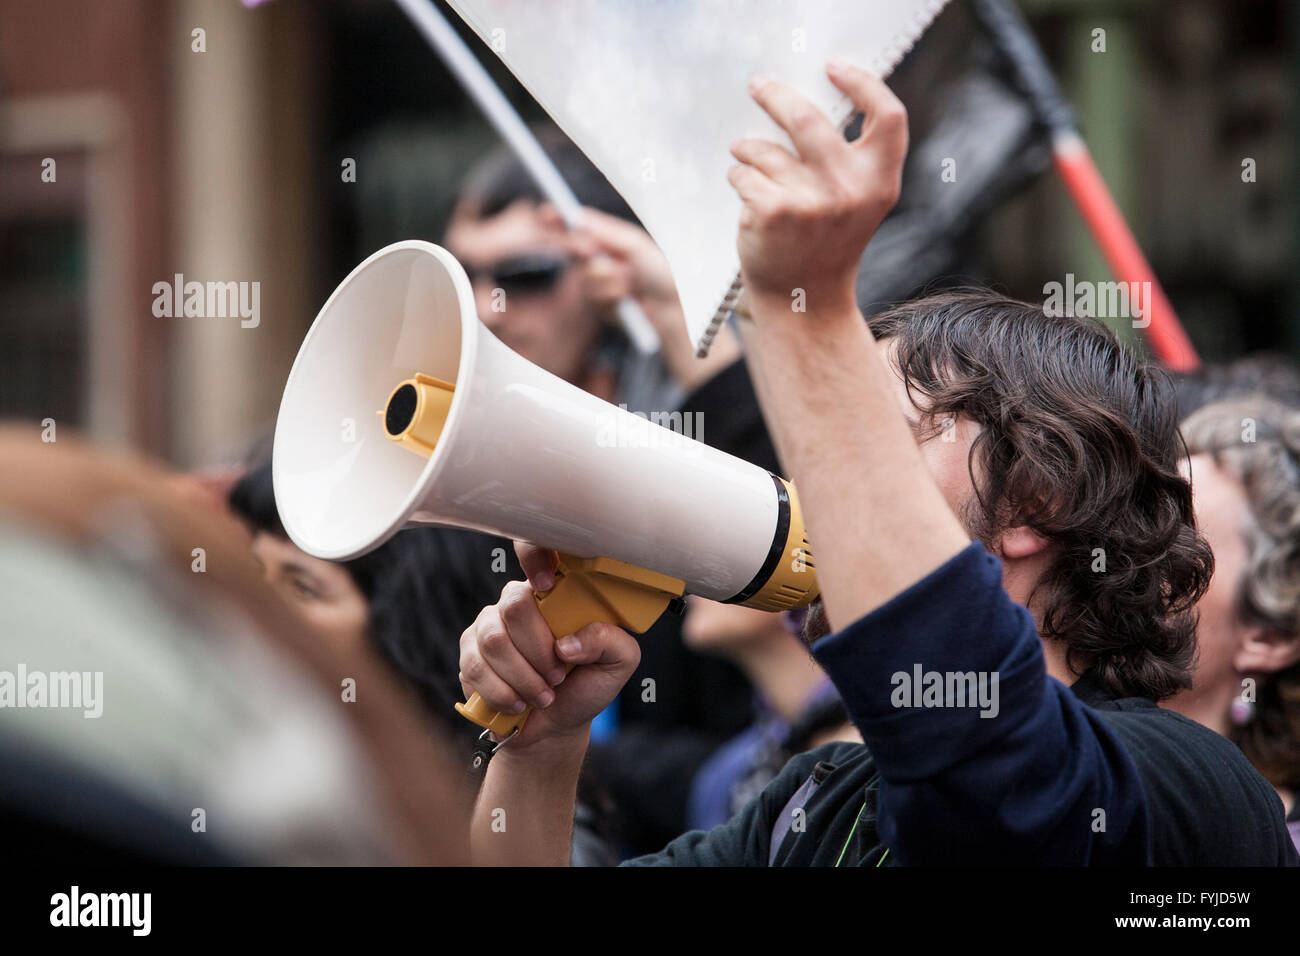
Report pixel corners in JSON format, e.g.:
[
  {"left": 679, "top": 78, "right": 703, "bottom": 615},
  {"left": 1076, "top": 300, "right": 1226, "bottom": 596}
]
[
  {"left": 576, "top": 206, "right": 654, "bottom": 259},
  {"left": 534, "top": 203, "right": 600, "bottom": 260},
  {"left": 560, "top": 229, "right": 600, "bottom": 261},
  {"left": 541, "top": 202, "right": 641, "bottom": 265},
  {"left": 459, "top": 610, "right": 527, "bottom": 714},
  {"left": 583, "top": 252, "right": 632, "bottom": 296},
  {"left": 473, "top": 600, "right": 557, "bottom": 710},
  {"left": 499, "top": 580, "right": 568, "bottom": 687},
  {"left": 536, "top": 202, "right": 569, "bottom": 231},
  {"left": 514, "top": 541, "right": 558, "bottom": 591},
  {"left": 554, "top": 621, "right": 641, "bottom": 671},
  {"left": 729, "top": 137, "right": 799, "bottom": 182},
  {"left": 826, "top": 59, "right": 907, "bottom": 143},
  {"left": 748, "top": 75, "right": 842, "bottom": 164},
  {"left": 726, "top": 163, "right": 778, "bottom": 206}
]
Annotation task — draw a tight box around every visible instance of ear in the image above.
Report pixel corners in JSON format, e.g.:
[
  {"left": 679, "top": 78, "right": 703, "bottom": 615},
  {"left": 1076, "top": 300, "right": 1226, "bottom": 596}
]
[
  {"left": 997, "top": 524, "right": 1052, "bottom": 561},
  {"left": 1234, "top": 622, "right": 1300, "bottom": 676}
]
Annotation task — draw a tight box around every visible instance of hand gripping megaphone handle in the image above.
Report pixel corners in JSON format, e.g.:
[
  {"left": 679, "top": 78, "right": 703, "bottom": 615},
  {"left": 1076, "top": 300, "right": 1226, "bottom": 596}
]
[{"left": 454, "top": 553, "right": 685, "bottom": 738}]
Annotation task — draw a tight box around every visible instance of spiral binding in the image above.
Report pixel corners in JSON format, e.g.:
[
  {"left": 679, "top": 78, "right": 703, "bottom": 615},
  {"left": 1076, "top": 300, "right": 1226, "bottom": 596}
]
[{"left": 697, "top": 0, "right": 953, "bottom": 357}]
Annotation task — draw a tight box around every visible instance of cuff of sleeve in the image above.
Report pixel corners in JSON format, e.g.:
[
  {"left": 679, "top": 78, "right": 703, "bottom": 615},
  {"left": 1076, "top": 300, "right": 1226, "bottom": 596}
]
[{"left": 810, "top": 541, "right": 1047, "bottom": 781}]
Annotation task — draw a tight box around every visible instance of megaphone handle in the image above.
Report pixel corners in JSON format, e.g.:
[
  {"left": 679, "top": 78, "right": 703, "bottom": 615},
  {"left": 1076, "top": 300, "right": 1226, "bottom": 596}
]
[{"left": 455, "top": 554, "right": 684, "bottom": 739}]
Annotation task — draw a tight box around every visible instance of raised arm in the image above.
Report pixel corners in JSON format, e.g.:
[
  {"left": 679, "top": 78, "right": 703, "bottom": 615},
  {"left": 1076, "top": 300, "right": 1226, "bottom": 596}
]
[
  {"left": 728, "top": 62, "right": 969, "bottom": 631},
  {"left": 726, "top": 62, "right": 1152, "bottom": 864}
]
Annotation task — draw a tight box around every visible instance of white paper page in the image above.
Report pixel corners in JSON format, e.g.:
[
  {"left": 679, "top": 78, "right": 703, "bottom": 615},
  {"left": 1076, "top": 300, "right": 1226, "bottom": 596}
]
[{"left": 447, "top": 0, "right": 951, "bottom": 354}]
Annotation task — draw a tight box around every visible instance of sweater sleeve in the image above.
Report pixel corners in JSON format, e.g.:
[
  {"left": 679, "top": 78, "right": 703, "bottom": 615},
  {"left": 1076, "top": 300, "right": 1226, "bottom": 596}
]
[{"left": 810, "top": 542, "right": 1151, "bottom": 865}]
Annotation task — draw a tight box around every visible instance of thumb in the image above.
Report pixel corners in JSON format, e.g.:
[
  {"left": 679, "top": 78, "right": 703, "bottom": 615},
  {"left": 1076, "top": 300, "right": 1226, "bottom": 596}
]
[{"left": 514, "top": 540, "right": 558, "bottom": 592}]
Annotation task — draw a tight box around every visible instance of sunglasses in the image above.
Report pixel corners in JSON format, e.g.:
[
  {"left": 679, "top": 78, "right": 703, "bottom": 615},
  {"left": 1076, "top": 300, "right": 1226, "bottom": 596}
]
[{"left": 461, "top": 252, "right": 571, "bottom": 296}]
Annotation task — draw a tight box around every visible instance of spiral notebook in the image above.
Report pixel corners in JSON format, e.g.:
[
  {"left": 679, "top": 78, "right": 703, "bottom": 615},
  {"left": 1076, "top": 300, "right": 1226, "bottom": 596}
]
[{"left": 446, "top": 0, "right": 951, "bottom": 356}]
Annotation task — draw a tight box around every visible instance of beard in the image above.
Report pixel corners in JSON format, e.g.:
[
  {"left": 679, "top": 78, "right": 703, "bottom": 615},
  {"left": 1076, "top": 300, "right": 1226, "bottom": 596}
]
[{"left": 798, "top": 493, "right": 996, "bottom": 648}]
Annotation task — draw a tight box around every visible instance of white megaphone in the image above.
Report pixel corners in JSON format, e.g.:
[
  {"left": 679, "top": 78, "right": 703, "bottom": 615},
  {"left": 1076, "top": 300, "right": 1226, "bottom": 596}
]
[{"left": 273, "top": 240, "right": 818, "bottom": 738}]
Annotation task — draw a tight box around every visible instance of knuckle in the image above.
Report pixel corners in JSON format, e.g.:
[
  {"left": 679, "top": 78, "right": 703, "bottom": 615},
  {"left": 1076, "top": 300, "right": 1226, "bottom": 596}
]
[
  {"left": 499, "top": 582, "right": 535, "bottom": 617},
  {"left": 823, "top": 184, "right": 857, "bottom": 219},
  {"left": 879, "top": 104, "right": 908, "bottom": 131},
  {"left": 619, "top": 629, "right": 642, "bottom": 667},
  {"left": 766, "top": 198, "right": 800, "bottom": 223},
  {"left": 522, "top": 673, "right": 549, "bottom": 700},
  {"left": 459, "top": 651, "right": 484, "bottom": 683},
  {"left": 793, "top": 194, "right": 823, "bottom": 220},
  {"left": 789, "top": 105, "right": 819, "bottom": 131},
  {"left": 501, "top": 579, "right": 531, "bottom": 603},
  {"left": 479, "top": 625, "right": 511, "bottom": 656},
  {"left": 460, "top": 617, "right": 487, "bottom": 656},
  {"left": 879, "top": 175, "right": 903, "bottom": 207}
]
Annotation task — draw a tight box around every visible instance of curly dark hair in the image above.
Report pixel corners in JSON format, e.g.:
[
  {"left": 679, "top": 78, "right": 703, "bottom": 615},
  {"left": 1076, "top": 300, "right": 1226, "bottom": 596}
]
[{"left": 868, "top": 290, "right": 1214, "bottom": 701}]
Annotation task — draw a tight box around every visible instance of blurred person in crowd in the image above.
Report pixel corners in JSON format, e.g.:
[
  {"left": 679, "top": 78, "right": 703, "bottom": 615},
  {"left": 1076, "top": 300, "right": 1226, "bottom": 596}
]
[
  {"left": 444, "top": 129, "right": 638, "bottom": 403},
  {"left": 444, "top": 129, "right": 741, "bottom": 411},
  {"left": 228, "top": 461, "right": 506, "bottom": 750},
  {"left": 1175, "top": 352, "right": 1300, "bottom": 419},
  {"left": 553, "top": 201, "right": 792, "bottom": 853},
  {"left": 435, "top": 131, "right": 784, "bottom": 853},
  {"left": 681, "top": 599, "right": 857, "bottom": 831},
  {"left": 1168, "top": 396, "right": 1300, "bottom": 849},
  {"left": 227, "top": 461, "right": 621, "bottom": 864},
  {"left": 0, "top": 428, "right": 467, "bottom": 864}
]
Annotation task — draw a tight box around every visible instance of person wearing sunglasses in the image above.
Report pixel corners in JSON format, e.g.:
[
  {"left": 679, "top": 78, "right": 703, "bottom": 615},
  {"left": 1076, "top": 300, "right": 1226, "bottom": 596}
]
[
  {"left": 444, "top": 129, "right": 744, "bottom": 410},
  {"left": 431, "top": 131, "right": 782, "bottom": 856}
]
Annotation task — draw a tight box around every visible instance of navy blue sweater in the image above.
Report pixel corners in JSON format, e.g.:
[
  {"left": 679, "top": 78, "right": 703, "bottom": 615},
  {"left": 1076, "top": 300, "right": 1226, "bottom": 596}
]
[{"left": 626, "top": 543, "right": 1298, "bottom": 866}]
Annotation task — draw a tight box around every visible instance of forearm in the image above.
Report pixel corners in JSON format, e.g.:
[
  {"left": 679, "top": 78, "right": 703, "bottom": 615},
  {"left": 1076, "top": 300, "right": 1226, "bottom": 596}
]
[
  {"left": 648, "top": 299, "right": 742, "bottom": 394},
  {"left": 739, "top": 292, "right": 968, "bottom": 631},
  {"left": 470, "top": 733, "right": 589, "bottom": 866}
]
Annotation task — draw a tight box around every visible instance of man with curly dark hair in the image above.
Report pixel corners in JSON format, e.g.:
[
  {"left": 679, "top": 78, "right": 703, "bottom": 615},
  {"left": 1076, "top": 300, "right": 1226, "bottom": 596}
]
[
  {"left": 854, "top": 292, "right": 1211, "bottom": 703},
  {"left": 457, "top": 61, "right": 1298, "bottom": 866}
]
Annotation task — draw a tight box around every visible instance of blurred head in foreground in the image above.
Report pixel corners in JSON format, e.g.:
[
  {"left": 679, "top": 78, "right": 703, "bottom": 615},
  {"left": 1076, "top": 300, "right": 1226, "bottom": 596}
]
[
  {"left": 228, "top": 461, "right": 512, "bottom": 749},
  {"left": 0, "top": 427, "right": 468, "bottom": 864}
]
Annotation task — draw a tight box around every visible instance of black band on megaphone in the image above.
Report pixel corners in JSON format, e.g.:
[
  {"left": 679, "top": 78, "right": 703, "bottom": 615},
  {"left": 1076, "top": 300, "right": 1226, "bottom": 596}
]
[{"left": 723, "top": 473, "right": 790, "bottom": 606}]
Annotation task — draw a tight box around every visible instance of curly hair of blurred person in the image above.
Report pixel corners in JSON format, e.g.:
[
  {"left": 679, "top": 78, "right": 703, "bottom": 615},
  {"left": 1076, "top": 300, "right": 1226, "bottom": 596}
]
[{"left": 1175, "top": 397, "right": 1300, "bottom": 801}]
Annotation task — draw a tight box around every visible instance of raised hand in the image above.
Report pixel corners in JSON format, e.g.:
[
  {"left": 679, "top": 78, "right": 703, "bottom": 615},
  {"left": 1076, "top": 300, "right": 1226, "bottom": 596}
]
[{"left": 728, "top": 59, "right": 908, "bottom": 315}]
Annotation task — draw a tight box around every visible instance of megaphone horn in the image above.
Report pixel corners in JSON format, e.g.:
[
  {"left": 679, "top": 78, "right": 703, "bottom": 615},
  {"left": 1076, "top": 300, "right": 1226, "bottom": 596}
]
[{"left": 273, "top": 241, "right": 817, "bottom": 738}]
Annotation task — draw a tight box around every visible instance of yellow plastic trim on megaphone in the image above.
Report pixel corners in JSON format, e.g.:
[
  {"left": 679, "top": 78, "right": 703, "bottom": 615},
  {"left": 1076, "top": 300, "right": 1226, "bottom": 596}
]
[{"left": 380, "top": 372, "right": 456, "bottom": 457}]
